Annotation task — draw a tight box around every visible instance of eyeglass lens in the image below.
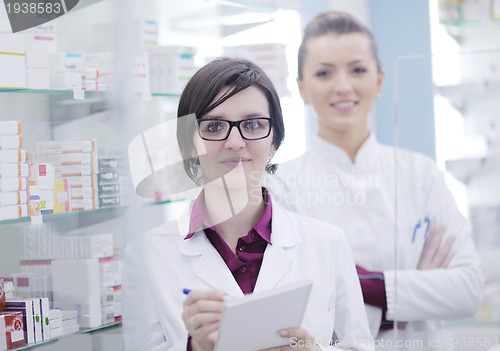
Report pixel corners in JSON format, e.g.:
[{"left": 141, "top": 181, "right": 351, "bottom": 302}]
[{"left": 198, "top": 118, "right": 271, "bottom": 141}]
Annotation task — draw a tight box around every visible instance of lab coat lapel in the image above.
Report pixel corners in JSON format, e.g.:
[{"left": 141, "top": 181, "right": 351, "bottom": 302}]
[
  {"left": 179, "top": 230, "right": 244, "bottom": 298},
  {"left": 254, "top": 205, "right": 301, "bottom": 293}
]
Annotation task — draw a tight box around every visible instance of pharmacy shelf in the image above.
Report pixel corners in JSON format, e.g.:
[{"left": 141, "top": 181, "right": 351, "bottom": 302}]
[
  {"left": 0, "top": 88, "right": 105, "bottom": 98},
  {"left": 12, "top": 321, "right": 122, "bottom": 351},
  {"left": 222, "top": 0, "right": 299, "bottom": 11},
  {"left": 48, "top": 95, "right": 113, "bottom": 128},
  {"left": 168, "top": 0, "right": 298, "bottom": 37},
  {"left": 435, "top": 80, "right": 500, "bottom": 111},
  {"left": 0, "top": 206, "right": 127, "bottom": 227},
  {"left": 435, "top": 80, "right": 500, "bottom": 97},
  {"left": 440, "top": 20, "right": 500, "bottom": 28},
  {"left": 440, "top": 20, "right": 500, "bottom": 40},
  {"left": 446, "top": 318, "right": 500, "bottom": 330},
  {"left": 446, "top": 157, "right": 500, "bottom": 184},
  {"left": 0, "top": 198, "right": 188, "bottom": 227},
  {"left": 149, "top": 198, "right": 189, "bottom": 206},
  {"left": 151, "top": 92, "right": 181, "bottom": 98},
  {"left": 81, "top": 321, "right": 122, "bottom": 334}
]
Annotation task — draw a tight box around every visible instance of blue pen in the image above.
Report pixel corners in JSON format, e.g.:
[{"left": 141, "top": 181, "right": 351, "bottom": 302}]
[{"left": 182, "top": 288, "right": 234, "bottom": 300}]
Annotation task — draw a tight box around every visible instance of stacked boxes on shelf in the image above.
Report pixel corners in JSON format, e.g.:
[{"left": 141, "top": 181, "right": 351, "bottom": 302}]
[
  {"left": 29, "top": 163, "right": 58, "bottom": 215},
  {"left": 36, "top": 139, "right": 98, "bottom": 212},
  {"left": 19, "top": 222, "right": 59, "bottom": 278},
  {"left": 50, "top": 232, "right": 122, "bottom": 328},
  {"left": 0, "top": 24, "right": 56, "bottom": 89},
  {"left": 148, "top": 46, "right": 197, "bottom": 95},
  {"left": 49, "top": 50, "right": 152, "bottom": 93},
  {"left": 438, "top": 0, "right": 497, "bottom": 24},
  {"left": 98, "top": 157, "right": 129, "bottom": 208},
  {"left": 99, "top": 258, "right": 123, "bottom": 324},
  {"left": 1, "top": 278, "right": 26, "bottom": 350},
  {"left": 60, "top": 310, "right": 78, "bottom": 336},
  {"left": 4, "top": 297, "right": 51, "bottom": 345},
  {"left": 0, "top": 32, "right": 27, "bottom": 88},
  {"left": 1, "top": 20, "right": 196, "bottom": 95},
  {"left": 49, "top": 52, "right": 113, "bottom": 91},
  {"left": 92, "top": 19, "right": 158, "bottom": 94},
  {"left": 20, "top": 232, "right": 113, "bottom": 261},
  {"left": 17, "top": 227, "right": 123, "bottom": 328},
  {"left": 49, "top": 51, "right": 150, "bottom": 93},
  {"left": 47, "top": 310, "right": 63, "bottom": 338},
  {"left": 1, "top": 278, "right": 48, "bottom": 349},
  {"left": 0, "top": 121, "right": 29, "bottom": 222},
  {"left": 0, "top": 21, "right": 115, "bottom": 92},
  {"left": 0, "top": 227, "right": 118, "bottom": 344},
  {"left": 84, "top": 52, "right": 117, "bottom": 91},
  {"left": 46, "top": 309, "right": 78, "bottom": 338},
  {"left": 223, "top": 43, "right": 289, "bottom": 97},
  {"left": 0, "top": 300, "right": 25, "bottom": 351},
  {"left": 9, "top": 273, "right": 51, "bottom": 303},
  {"left": 129, "top": 51, "right": 151, "bottom": 96},
  {"left": 469, "top": 205, "right": 500, "bottom": 246}
]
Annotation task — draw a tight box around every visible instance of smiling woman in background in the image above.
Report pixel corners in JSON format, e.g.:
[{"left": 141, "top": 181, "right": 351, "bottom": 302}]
[
  {"left": 266, "top": 11, "right": 484, "bottom": 350},
  {"left": 122, "top": 57, "right": 374, "bottom": 351}
]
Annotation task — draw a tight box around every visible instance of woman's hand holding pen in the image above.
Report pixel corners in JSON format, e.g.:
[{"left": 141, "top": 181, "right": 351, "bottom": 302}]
[
  {"left": 417, "top": 224, "right": 456, "bottom": 270},
  {"left": 182, "top": 289, "right": 226, "bottom": 351},
  {"left": 260, "top": 328, "right": 321, "bottom": 351}
]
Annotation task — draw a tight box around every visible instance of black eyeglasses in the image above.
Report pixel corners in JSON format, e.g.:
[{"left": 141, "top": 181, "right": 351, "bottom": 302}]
[{"left": 197, "top": 118, "right": 273, "bottom": 141}]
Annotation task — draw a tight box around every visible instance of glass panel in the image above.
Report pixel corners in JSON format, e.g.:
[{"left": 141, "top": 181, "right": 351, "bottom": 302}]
[
  {"left": 0, "top": 1, "right": 128, "bottom": 350},
  {"left": 394, "top": 48, "right": 500, "bottom": 350}
]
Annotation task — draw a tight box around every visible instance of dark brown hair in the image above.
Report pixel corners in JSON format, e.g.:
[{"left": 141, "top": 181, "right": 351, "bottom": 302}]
[
  {"left": 177, "top": 57, "right": 285, "bottom": 183},
  {"left": 298, "top": 11, "right": 382, "bottom": 79}
]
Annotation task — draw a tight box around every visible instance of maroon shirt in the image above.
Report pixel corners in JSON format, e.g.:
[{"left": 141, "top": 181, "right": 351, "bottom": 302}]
[
  {"left": 185, "top": 188, "right": 272, "bottom": 349},
  {"left": 186, "top": 188, "right": 272, "bottom": 294}
]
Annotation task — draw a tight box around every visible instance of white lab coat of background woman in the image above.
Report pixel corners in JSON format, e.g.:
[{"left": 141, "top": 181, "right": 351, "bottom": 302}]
[
  {"left": 122, "top": 202, "right": 374, "bottom": 351},
  {"left": 266, "top": 134, "right": 484, "bottom": 350}
]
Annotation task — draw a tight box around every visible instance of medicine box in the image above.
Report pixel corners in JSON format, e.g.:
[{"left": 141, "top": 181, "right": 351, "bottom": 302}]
[
  {"left": 0, "top": 311, "right": 25, "bottom": 350},
  {"left": 51, "top": 259, "right": 102, "bottom": 328}
]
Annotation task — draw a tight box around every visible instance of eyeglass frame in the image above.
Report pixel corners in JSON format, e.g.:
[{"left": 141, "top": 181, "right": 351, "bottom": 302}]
[{"left": 196, "top": 117, "right": 274, "bottom": 141}]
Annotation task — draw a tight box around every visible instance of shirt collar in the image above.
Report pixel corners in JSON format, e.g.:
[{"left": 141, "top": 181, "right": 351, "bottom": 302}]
[
  {"left": 311, "top": 132, "right": 380, "bottom": 170},
  {"left": 186, "top": 192, "right": 212, "bottom": 239},
  {"left": 185, "top": 187, "right": 272, "bottom": 244},
  {"left": 253, "top": 188, "right": 272, "bottom": 244}
]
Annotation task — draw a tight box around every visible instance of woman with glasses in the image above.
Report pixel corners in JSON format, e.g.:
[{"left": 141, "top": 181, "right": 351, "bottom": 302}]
[{"left": 122, "top": 58, "right": 374, "bottom": 351}]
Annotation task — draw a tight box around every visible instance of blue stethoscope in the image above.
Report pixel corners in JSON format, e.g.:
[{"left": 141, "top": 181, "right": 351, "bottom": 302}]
[{"left": 411, "top": 216, "right": 431, "bottom": 243}]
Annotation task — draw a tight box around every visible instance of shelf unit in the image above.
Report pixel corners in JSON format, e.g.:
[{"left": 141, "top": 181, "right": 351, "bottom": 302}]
[
  {"left": 445, "top": 157, "right": 500, "bottom": 184},
  {"left": 432, "top": 0, "right": 500, "bottom": 331},
  {"left": 12, "top": 322, "right": 122, "bottom": 351},
  {"left": 0, "top": 0, "right": 131, "bottom": 350},
  {"left": 0, "top": 206, "right": 127, "bottom": 227},
  {"left": 0, "top": 197, "right": 185, "bottom": 227},
  {"left": 0, "top": 88, "right": 104, "bottom": 96}
]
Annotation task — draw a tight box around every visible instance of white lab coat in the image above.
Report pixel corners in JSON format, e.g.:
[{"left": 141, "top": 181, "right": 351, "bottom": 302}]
[
  {"left": 122, "top": 202, "right": 374, "bottom": 351},
  {"left": 265, "top": 134, "right": 484, "bottom": 350}
]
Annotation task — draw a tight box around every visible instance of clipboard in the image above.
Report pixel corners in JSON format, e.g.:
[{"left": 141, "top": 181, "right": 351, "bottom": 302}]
[{"left": 214, "top": 280, "right": 313, "bottom": 351}]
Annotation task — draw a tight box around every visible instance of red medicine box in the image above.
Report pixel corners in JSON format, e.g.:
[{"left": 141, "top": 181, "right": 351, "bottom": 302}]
[{"left": 0, "top": 310, "right": 26, "bottom": 350}]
